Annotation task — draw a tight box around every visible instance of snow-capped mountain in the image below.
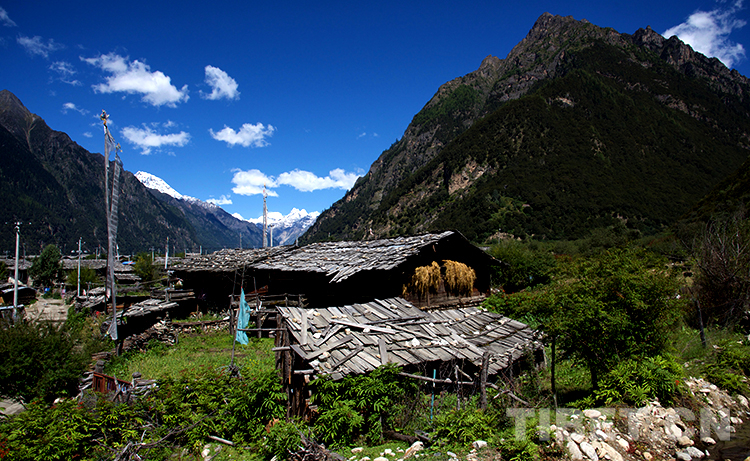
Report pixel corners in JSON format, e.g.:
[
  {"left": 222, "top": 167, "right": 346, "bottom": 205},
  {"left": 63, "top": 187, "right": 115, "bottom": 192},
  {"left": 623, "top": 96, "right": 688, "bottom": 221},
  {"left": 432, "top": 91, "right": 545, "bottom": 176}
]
[
  {"left": 235, "top": 208, "right": 319, "bottom": 246},
  {"left": 136, "top": 171, "right": 317, "bottom": 248},
  {"left": 135, "top": 171, "right": 201, "bottom": 203}
]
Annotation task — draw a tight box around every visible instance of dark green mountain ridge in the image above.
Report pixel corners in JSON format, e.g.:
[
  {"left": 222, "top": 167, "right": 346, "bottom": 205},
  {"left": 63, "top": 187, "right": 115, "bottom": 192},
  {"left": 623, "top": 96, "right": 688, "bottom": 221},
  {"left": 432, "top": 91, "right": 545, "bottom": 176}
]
[
  {"left": 303, "top": 13, "right": 750, "bottom": 243},
  {"left": 0, "top": 90, "right": 263, "bottom": 254}
]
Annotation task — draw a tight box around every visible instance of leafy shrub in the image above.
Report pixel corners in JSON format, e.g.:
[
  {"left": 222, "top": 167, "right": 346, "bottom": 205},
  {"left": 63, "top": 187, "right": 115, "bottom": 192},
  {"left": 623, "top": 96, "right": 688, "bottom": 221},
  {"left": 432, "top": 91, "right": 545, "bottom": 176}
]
[
  {"left": 311, "top": 364, "right": 419, "bottom": 446},
  {"left": 433, "top": 408, "right": 495, "bottom": 445},
  {"left": 0, "top": 320, "right": 91, "bottom": 404},
  {"left": 589, "top": 355, "right": 681, "bottom": 406},
  {"left": 261, "top": 419, "right": 304, "bottom": 460},
  {"left": 488, "top": 240, "right": 556, "bottom": 293},
  {"left": 704, "top": 339, "right": 750, "bottom": 395}
]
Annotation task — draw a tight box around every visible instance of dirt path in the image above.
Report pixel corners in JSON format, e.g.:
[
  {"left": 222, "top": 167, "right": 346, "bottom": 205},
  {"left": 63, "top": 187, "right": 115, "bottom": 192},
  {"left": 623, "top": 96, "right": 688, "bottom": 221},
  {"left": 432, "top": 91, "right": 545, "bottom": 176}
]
[{"left": 24, "top": 296, "right": 68, "bottom": 323}]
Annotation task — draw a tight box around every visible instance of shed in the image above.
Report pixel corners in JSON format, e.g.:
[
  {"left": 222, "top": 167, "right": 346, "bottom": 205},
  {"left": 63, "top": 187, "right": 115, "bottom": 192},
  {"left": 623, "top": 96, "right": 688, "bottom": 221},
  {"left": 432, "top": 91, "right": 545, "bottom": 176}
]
[{"left": 273, "top": 297, "right": 540, "bottom": 417}]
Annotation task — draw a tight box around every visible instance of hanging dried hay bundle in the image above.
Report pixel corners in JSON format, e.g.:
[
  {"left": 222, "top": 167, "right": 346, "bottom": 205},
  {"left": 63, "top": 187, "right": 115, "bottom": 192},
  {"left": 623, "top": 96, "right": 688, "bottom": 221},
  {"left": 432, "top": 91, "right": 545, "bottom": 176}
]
[
  {"left": 443, "top": 260, "right": 476, "bottom": 296},
  {"left": 403, "top": 261, "right": 441, "bottom": 298}
]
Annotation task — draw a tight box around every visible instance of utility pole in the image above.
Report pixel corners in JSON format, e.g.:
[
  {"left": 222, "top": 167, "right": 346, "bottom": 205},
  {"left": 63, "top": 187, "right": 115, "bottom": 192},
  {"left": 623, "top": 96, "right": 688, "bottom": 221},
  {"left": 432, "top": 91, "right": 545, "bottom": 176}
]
[
  {"left": 262, "top": 184, "right": 268, "bottom": 248},
  {"left": 164, "top": 236, "right": 169, "bottom": 271},
  {"left": 77, "top": 237, "right": 82, "bottom": 297},
  {"left": 13, "top": 222, "right": 21, "bottom": 322}
]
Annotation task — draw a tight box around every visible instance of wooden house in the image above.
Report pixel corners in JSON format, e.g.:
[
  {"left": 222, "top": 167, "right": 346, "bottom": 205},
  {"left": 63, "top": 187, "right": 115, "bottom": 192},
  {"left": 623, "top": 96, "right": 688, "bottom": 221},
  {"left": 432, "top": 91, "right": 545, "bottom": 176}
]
[{"left": 173, "top": 231, "right": 498, "bottom": 309}]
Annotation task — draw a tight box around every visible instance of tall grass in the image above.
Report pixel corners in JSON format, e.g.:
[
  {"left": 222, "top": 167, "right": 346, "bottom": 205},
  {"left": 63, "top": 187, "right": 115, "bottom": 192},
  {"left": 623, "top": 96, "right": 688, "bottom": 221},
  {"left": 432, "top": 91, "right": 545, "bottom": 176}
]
[{"left": 104, "top": 332, "right": 275, "bottom": 380}]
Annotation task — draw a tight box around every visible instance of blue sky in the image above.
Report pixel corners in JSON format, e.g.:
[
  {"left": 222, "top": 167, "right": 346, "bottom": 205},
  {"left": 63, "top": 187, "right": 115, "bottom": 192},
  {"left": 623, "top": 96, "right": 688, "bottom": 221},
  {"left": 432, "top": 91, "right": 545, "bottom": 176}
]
[{"left": 2, "top": 0, "right": 748, "bottom": 222}]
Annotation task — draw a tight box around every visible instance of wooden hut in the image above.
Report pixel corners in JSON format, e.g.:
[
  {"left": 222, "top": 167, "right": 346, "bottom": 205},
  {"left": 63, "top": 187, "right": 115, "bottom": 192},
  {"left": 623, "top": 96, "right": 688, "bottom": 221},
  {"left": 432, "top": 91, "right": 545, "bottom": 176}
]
[{"left": 274, "top": 297, "right": 540, "bottom": 418}]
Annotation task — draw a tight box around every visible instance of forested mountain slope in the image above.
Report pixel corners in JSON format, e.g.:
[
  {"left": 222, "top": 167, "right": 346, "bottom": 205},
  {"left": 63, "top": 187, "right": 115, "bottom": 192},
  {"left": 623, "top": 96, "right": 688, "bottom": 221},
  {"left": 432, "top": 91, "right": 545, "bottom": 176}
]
[{"left": 303, "top": 13, "right": 750, "bottom": 243}]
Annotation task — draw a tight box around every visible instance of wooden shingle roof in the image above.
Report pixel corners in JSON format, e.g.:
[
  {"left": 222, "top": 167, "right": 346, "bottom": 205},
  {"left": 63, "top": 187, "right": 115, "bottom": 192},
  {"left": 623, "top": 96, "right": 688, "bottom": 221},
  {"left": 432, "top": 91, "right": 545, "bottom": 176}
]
[
  {"left": 277, "top": 297, "right": 539, "bottom": 380},
  {"left": 174, "top": 231, "right": 494, "bottom": 283}
]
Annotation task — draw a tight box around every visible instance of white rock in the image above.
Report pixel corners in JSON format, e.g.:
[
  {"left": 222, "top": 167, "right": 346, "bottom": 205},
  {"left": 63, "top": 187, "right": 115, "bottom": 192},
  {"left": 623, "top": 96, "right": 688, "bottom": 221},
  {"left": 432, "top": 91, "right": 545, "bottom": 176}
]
[
  {"left": 675, "top": 451, "right": 691, "bottom": 461},
  {"left": 374, "top": 457, "right": 389, "bottom": 461},
  {"left": 616, "top": 438, "right": 629, "bottom": 451},
  {"left": 584, "top": 409, "right": 602, "bottom": 419},
  {"left": 446, "top": 452, "right": 457, "bottom": 459},
  {"left": 700, "top": 436, "right": 716, "bottom": 445},
  {"left": 686, "top": 447, "right": 705, "bottom": 459},
  {"left": 567, "top": 441, "right": 584, "bottom": 460},
  {"left": 201, "top": 448, "right": 211, "bottom": 458},
  {"left": 352, "top": 447, "right": 364, "bottom": 454},
  {"left": 737, "top": 394, "right": 749, "bottom": 407},
  {"left": 598, "top": 442, "right": 623, "bottom": 461},
  {"left": 384, "top": 449, "right": 394, "bottom": 456},
  {"left": 643, "top": 452, "right": 653, "bottom": 461},
  {"left": 677, "top": 436, "right": 693, "bottom": 447},
  {"left": 571, "top": 432, "right": 586, "bottom": 444},
  {"left": 595, "top": 430, "right": 608, "bottom": 441},
  {"left": 472, "top": 440, "right": 487, "bottom": 449},
  {"left": 403, "top": 441, "right": 423, "bottom": 459},
  {"left": 668, "top": 423, "right": 683, "bottom": 438},
  {"left": 579, "top": 441, "right": 599, "bottom": 461}
]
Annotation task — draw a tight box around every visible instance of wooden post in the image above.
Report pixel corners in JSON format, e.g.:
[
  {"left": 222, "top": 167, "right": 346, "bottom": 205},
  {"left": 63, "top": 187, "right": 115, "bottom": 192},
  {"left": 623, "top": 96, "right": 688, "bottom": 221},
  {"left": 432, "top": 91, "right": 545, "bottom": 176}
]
[
  {"left": 551, "top": 336, "right": 557, "bottom": 410},
  {"left": 480, "top": 351, "right": 490, "bottom": 410}
]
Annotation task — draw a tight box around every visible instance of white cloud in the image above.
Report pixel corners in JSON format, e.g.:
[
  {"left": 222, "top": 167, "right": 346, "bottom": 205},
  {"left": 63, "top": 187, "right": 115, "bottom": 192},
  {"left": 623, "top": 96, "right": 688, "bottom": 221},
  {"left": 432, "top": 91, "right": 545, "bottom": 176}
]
[
  {"left": 277, "top": 168, "right": 362, "bottom": 192},
  {"left": 206, "top": 194, "right": 232, "bottom": 205},
  {"left": 50, "top": 61, "right": 81, "bottom": 85},
  {"left": 231, "top": 169, "right": 279, "bottom": 196},
  {"left": 664, "top": 0, "right": 747, "bottom": 68},
  {"left": 1, "top": 7, "right": 16, "bottom": 27},
  {"left": 62, "top": 102, "right": 88, "bottom": 115},
  {"left": 210, "top": 123, "right": 275, "bottom": 147},
  {"left": 202, "top": 65, "right": 239, "bottom": 100},
  {"left": 83, "top": 132, "right": 93, "bottom": 138},
  {"left": 231, "top": 167, "right": 362, "bottom": 196},
  {"left": 121, "top": 124, "right": 191, "bottom": 155},
  {"left": 17, "top": 35, "right": 63, "bottom": 58},
  {"left": 232, "top": 212, "right": 246, "bottom": 221},
  {"left": 82, "top": 53, "right": 189, "bottom": 107}
]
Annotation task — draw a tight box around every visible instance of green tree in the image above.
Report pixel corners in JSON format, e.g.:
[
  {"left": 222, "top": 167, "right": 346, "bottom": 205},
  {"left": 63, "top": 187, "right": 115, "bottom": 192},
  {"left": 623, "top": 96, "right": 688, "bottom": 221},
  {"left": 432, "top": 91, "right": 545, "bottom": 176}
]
[
  {"left": 133, "top": 252, "right": 157, "bottom": 283},
  {"left": 65, "top": 266, "right": 100, "bottom": 290},
  {"left": 488, "top": 240, "right": 557, "bottom": 293},
  {"left": 545, "top": 248, "right": 684, "bottom": 388},
  {"left": 29, "top": 244, "right": 62, "bottom": 288}
]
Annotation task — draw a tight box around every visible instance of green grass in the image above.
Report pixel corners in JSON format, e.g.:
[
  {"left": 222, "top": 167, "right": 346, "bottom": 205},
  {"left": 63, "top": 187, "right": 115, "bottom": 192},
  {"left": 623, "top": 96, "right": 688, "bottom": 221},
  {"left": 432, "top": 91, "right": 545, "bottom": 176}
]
[{"left": 104, "top": 332, "right": 275, "bottom": 381}]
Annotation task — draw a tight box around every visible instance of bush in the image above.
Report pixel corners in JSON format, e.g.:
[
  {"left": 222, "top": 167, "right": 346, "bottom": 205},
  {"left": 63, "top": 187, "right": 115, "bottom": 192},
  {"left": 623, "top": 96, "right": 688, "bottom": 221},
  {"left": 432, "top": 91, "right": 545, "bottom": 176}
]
[
  {"left": 588, "top": 355, "right": 682, "bottom": 406},
  {"left": 29, "top": 244, "right": 62, "bottom": 288},
  {"left": 0, "top": 320, "right": 91, "bottom": 404},
  {"left": 488, "top": 240, "right": 556, "bottom": 293},
  {"left": 433, "top": 408, "right": 496, "bottom": 445}
]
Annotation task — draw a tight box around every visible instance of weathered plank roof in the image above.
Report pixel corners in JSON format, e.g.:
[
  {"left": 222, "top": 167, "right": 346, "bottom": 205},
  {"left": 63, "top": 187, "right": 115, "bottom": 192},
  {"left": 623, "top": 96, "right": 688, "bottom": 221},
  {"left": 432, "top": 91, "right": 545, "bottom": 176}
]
[
  {"left": 171, "top": 246, "right": 292, "bottom": 273},
  {"left": 174, "top": 231, "right": 494, "bottom": 283},
  {"left": 277, "top": 297, "right": 540, "bottom": 380}
]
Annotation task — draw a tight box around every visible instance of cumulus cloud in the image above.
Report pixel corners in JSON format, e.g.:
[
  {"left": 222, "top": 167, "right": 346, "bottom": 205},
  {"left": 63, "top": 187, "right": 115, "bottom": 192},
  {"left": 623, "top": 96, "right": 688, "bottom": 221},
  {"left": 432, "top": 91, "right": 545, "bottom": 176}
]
[
  {"left": 83, "top": 132, "right": 93, "bottom": 138},
  {"left": 121, "top": 123, "right": 191, "bottom": 155},
  {"left": 202, "top": 65, "right": 239, "bottom": 100},
  {"left": 1, "top": 7, "right": 16, "bottom": 27},
  {"left": 210, "top": 123, "right": 275, "bottom": 147},
  {"left": 664, "top": 0, "right": 747, "bottom": 68},
  {"left": 231, "top": 169, "right": 279, "bottom": 196},
  {"left": 18, "top": 35, "right": 63, "bottom": 58},
  {"left": 276, "top": 168, "right": 361, "bottom": 192},
  {"left": 231, "top": 168, "right": 362, "bottom": 196},
  {"left": 206, "top": 194, "right": 232, "bottom": 205},
  {"left": 82, "top": 53, "right": 189, "bottom": 107},
  {"left": 62, "top": 102, "right": 88, "bottom": 115}
]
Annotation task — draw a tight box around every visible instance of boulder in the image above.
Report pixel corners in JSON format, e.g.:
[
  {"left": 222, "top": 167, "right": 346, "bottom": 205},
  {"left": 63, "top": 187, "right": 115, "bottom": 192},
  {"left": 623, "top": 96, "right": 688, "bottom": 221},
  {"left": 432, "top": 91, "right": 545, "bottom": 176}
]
[
  {"left": 567, "top": 440, "right": 584, "bottom": 460},
  {"left": 580, "top": 441, "right": 599, "bottom": 461}
]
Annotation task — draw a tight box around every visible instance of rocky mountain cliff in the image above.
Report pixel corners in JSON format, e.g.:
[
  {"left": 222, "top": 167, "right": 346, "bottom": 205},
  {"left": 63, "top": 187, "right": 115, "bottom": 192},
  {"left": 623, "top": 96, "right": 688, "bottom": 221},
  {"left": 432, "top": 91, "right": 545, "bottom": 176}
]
[
  {"left": 303, "top": 13, "right": 750, "bottom": 243},
  {"left": 0, "top": 90, "right": 199, "bottom": 254}
]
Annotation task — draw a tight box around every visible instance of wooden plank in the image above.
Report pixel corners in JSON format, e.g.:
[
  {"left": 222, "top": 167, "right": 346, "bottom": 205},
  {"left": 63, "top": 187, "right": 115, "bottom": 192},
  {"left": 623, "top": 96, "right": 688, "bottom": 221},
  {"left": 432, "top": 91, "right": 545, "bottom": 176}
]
[
  {"left": 306, "top": 335, "right": 354, "bottom": 360},
  {"left": 301, "top": 310, "right": 308, "bottom": 345},
  {"left": 378, "top": 338, "right": 388, "bottom": 365},
  {"left": 290, "top": 344, "right": 308, "bottom": 360},
  {"left": 330, "top": 345, "right": 364, "bottom": 370},
  {"left": 330, "top": 319, "right": 398, "bottom": 334}
]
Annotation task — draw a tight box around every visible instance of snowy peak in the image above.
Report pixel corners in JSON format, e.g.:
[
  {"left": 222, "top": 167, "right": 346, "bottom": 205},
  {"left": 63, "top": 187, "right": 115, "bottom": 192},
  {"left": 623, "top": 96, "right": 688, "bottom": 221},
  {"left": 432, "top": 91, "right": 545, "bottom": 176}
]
[{"left": 135, "top": 171, "right": 201, "bottom": 204}]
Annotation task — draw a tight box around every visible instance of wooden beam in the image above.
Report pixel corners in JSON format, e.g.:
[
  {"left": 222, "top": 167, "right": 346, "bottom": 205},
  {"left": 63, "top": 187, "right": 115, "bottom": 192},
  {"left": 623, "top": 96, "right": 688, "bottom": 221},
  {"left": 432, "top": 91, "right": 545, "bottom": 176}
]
[
  {"left": 306, "top": 335, "right": 354, "bottom": 360},
  {"left": 378, "top": 338, "right": 388, "bottom": 365},
  {"left": 330, "top": 319, "right": 397, "bottom": 334},
  {"left": 330, "top": 345, "right": 364, "bottom": 371}
]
